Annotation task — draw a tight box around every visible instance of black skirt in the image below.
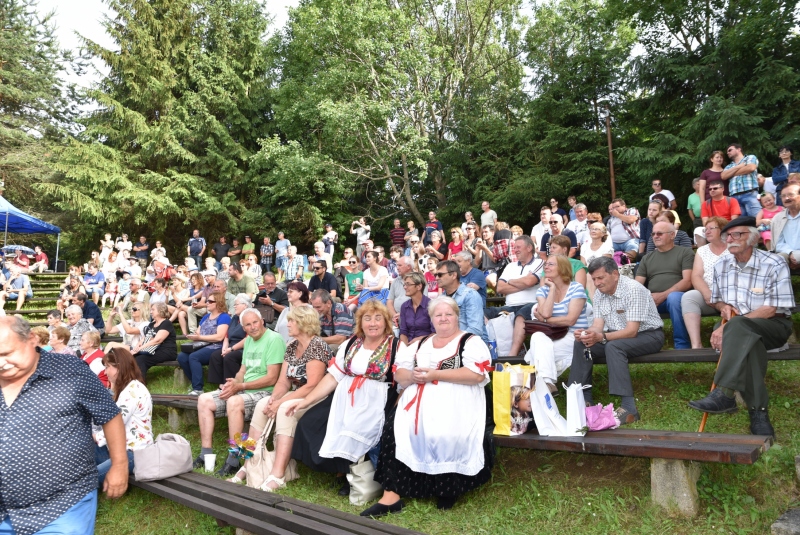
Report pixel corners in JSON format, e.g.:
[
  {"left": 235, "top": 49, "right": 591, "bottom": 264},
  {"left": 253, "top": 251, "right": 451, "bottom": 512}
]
[
  {"left": 291, "top": 387, "right": 400, "bottom": 474},
  {"left": 374, "top": 387, "right": 495, "bottom": 499}
]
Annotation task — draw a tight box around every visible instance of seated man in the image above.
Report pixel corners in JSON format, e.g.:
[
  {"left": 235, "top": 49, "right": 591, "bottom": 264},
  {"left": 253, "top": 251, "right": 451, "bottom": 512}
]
[
  {"left": 484, "top": 235, "right": 544, "bottom": 320},
  {"left": 256, "top": 272, "right": 289, "bottom": 328},
  {"left": 436, "top": 260, "right": 488, "bottom": 342},
  {"left": 689, "top": 217, "right": 795, "bottom": 436},
  {"left": 226, "top": 262, "right": 258, "bottom": 301},
  {"left": 72, "top": 292, "right": 105, "bottom": 335},
  {"left": 474, "top": 225, "right": 499, "bottom": 290},
  {"left": 453, "top": 251, "right": 487, "bottom": 306},
  {"left": 30, "top": 246, "right": 49, "bottom": 273},
  {"left": 82, "top": 264, "right": 105, "bottom": 305},
  {"left": 568, "top": 257, "right": 665, "bottom": 424},
  {"left": 307, "top": 260, "right": 341, "bottom": 298},
  {"left": 701, "top": 179, "right": 741, "bottom": 223},
  {"left": 310, "top": 289, "right": 354, "bottom": 353},
  {"left": 0, "top": 265, "right": 32, "bottom": 311},
  {"left": 111, "top": 277, "right": 150, "bottom": 326},
  {"left": 635, "top": 221, "right": 694, "bottom": 349},
  {"left": 770, "top": 184, "right": 800, "bottom": 270},
  {"left": 195, "top": 308, "right": 286, "bottom": 476}
]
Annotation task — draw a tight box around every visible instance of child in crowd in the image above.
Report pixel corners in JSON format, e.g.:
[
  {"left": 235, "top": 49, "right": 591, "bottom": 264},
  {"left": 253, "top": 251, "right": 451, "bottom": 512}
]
[
  {"left": 424, "top": 256, "right": 439, "bottom": 298},
  {"left": 756, "top": 192, "right": 784, "bottom": 250},
  {"left": 511, "top": 385, "right": 534, "bottom": 435},
  {"left": 115, "top": 272, "right": 131, "bottom": 308},
  {"left": 101, "top": 279, "right": 119, "bottom": 308}
]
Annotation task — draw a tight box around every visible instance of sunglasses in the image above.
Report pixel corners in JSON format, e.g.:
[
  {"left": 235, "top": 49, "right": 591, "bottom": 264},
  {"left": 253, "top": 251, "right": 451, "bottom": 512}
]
[
  {"left": 434, "top": 271, "right": 453, "bottom": 278},
  {"left": 131, "top": 307, "right": 140, "bottom": 312},
  {"left": 652, "top": 231, "right": 674, "bottom": 237},
  {"left": 708, "top": 186, "right": 723, "bottom": 191},
  {"left": 349, "top": 261, "right": 357, "bottom": 265},
  {"left": 206, "top": 299, "right": 216, "bottom": 304},
  {"left": 314, "top": 266, "right": 324, "bottom": 270},
  {"left": 549, "top": 221, "right": 560, "bottom": 225}
]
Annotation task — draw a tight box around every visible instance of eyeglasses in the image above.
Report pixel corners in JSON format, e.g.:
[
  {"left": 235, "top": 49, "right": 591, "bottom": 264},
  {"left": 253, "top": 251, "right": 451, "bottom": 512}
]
[
  {"left": 549, "top": 221, "right": 560, "bottom": 225},
  {"left": 131, "top": 307, "right": 140, "bottom": 312},
  {"left": 725, "top": 231, "right": 748, "bottom": 239},
  {"left": 544, "top": 262, "right": 557, "bottom": 268},
  {"left": 708, "top": 186, "right": 723, "bottom": 191},
  {"left": 434, "top": 271, "right": 454, "bottom": 278},
  {"left": 705, "top": 226, "right": 720, "bottom": 231},
  {"left": 206, "top": 299, "right": 216, "bottom": 304},
  {"left": 652, "top": 231, "right": 674, "bottom": 237}
]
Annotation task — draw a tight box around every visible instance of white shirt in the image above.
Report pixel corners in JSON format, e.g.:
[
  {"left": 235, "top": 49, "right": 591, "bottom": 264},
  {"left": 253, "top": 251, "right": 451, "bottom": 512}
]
[
  {"left": 649, "top": 190, "right": 675, "bottom": 203},
  {"left": 530, "top": 222, "right": 547, "bottom": 249},
  {"left": 498, "top": 256, "right": 544, "bottom": 306},
  {"left": 566, "top": 218, "right": 589, "bottom": 245}
]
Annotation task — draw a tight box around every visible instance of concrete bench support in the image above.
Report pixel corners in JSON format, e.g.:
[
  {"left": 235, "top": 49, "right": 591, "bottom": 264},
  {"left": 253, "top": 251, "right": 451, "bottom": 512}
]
[
  {"left": 173, "top": 368, "right": 190, "bottom": 391},
  {"left": 167, "top": 407, "right": 197, "bottom": 431},
  {"left": 651, "top": 458, "right": 701, "bottom": 517}
]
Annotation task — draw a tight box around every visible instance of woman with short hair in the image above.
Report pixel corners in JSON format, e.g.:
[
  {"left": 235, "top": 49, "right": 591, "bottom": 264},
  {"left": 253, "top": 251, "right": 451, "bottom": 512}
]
[
  {"left": 177, "top": 291, "right": 230, "bottom": 395},
  {"left": 80, "top": 330, "right": 109, "bottom": 387},
  {"left": 133, "top": 302, "right": 178, "bottom": 381},
  {"left": 207, "top": 293, "right": 252, "bottom": 386},
  {"left": 275, "top": 281, "right": 312, "bottom": 344},
  {"left": 398, "top": 272, "right": 433, "bottom": 345},
  {"left": 49, "top": 326, "right": 76, "bottom": 356}
]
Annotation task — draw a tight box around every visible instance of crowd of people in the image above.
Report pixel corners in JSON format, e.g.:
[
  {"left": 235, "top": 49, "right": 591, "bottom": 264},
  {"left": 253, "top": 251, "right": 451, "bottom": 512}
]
[{"left": 4, "top": 142, "right": 799, "bottom": 529}]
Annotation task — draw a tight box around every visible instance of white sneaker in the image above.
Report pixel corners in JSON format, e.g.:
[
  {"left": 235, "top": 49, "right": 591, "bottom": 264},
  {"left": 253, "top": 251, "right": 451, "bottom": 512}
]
[
  {"left": 187, "top": 390, "right": 203, "bottom": 396},
  {"left": 767, "top": 343, "right": 789, "bottom": 354}
]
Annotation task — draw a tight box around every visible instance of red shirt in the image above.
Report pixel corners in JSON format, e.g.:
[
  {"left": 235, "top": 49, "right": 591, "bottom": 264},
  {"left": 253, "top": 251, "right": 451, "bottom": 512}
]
[
  {"left": 35, "top": 252, "right": 48, "bottom": 265},
  {"left": 447, "top": 241, "right": 464, "bottom": 258},
  {"left": 82, "top": 348, "right": 110, "bottom": 388},
  {"left": 13, "top": 254, "right": 29, "bottom": 268},
  {"left": 389, "top": 227, "right": 406, "bottom": 248},
  {"left": 700, "top": 197, "right": 741, "bottom": 221}
]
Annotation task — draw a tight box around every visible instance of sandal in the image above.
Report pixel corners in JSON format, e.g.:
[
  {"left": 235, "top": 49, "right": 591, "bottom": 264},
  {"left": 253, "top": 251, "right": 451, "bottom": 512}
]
[
  {"left": 259, "top": 475, "right": 286, "bottom": 493},
  {"left": 227, "top": 468, "right": 246, "bottom": 484}
]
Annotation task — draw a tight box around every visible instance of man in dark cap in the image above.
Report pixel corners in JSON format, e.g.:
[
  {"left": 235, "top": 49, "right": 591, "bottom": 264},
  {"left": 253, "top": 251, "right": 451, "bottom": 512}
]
[{"left": 688, "top": 216, "right": 795, "bottom": 436}]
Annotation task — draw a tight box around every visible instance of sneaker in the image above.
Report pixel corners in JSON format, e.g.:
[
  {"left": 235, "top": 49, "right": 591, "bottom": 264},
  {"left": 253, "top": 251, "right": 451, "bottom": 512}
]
[
  {"left": 767, "top": 343, "right": 789, "bottom": 354},
  {"left": 192, "top": 455, "right": 205, "bottom": 470},
  {"left": 614, "top": 407, "right": 640, "bottom": 425},
  {"left": 187, "top": 389, "right": 203, "bottom": 396},
  {"left": 688, "top": 388, "right": 738, "bottom": 414},
  {"left": 748, "top": 409, "right": 774, "bottom": 437},
  {"left": 216, "top": 463, "right": 240, "bottom": 478}
]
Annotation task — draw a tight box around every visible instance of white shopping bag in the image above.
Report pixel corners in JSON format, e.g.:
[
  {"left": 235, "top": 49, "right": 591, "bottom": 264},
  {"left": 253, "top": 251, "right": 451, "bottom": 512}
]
[
  {"left": 530, "top": 373, "right": 569, "bottom": 436},
  {"left": 487, "top": 312, "right": 515, "bottom": 357},
  {"left": 562, "top": 382, "right": 591, "bottom": 436}
]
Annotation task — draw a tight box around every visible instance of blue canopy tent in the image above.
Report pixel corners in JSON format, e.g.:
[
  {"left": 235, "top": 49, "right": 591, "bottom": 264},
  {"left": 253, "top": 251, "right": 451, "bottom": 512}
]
[{"left": 0, "top": 196, "right": 61, "bottom": 269}]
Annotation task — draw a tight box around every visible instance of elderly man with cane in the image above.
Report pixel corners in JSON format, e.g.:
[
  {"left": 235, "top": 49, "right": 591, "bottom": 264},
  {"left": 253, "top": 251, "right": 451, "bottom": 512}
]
[{"left": 688, "top": 216, "right": 795, "bottom": 436}]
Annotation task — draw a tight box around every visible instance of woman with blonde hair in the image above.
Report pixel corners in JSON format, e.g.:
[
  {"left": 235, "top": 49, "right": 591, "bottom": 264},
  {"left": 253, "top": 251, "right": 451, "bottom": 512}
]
[{"left": 446, "top": 227, "right": 464, "bottom": 259}]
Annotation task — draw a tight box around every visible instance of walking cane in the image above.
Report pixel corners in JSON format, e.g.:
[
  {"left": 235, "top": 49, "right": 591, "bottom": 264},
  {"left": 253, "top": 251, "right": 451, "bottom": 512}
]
[{"left": 698, "top": 312, "right": 735, "bottom": 433}]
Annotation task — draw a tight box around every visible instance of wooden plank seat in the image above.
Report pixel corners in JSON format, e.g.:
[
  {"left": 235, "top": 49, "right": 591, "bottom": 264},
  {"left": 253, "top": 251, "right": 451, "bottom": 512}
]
[
  {"left": 131, "top": 472, "right": 423, "bottom": 535},
  {"left": 498, "top": 345, "right": 800, "bottom": 366},
  {"left": 495, "top": 428, "right": 772, "bottom": 516},
  {"left": 151, "top": 394, "right": 200, "bottom": 430}
]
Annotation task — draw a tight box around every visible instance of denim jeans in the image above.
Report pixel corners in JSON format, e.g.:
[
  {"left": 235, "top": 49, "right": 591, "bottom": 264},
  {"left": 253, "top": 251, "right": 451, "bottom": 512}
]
[
  {"left": 0, "top": 490, "right": 97, "bottom": 535},
  {"left": 612, "top": 239, "right": 639, "bottom": 252},
  {"left": 656, "top": 292, "right": 690, "bottom": 349},
  {"left": 95, "top": 444, "right": 135, "bottom": 489},
  {"left": 177, "top": 345, "right": 218, "bottom": 391},
  {"left": 733, "top": 190, "right": 761, "bottom": 218}
]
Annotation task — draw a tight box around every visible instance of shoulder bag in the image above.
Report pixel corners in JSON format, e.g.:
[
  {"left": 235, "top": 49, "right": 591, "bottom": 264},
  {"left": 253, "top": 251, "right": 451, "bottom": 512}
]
[
  {"left": 244, "top": 416, "right": 299, "bottom": 489},
  {"left": 132, "top": 433, "right": 193, "bottom": 481},
  {"left": 523, "top": 320, "right": 568, "bottom": 340}
]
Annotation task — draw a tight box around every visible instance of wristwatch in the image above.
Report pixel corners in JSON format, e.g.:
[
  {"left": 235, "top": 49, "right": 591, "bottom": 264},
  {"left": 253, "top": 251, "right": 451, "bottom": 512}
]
[{"left": 601, "top": 333, "right": 608, "bottom": 344}]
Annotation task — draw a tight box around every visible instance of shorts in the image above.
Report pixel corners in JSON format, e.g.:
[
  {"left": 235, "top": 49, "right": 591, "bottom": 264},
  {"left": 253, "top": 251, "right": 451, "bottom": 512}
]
[
  {"left": 86, "top": 288, "right": 105, "bottom": 297},
  {"left": 6, "top": 291, "right": 33, "bottom": 300},
  {"left": 612, "top": 239, "right": 639, "bottom": 253},
  {"left": 210, "top": 389, "right": 271, "bottom": 419}
]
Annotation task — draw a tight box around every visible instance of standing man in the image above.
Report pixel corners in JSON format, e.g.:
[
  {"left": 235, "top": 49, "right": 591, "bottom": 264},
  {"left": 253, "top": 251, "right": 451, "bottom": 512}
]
[
  {"left": 530, "top": 206, "right": 551, "bottom": 249},
  {"left": 308, "top": 260, "right": 340, "bottom": 298},
  {"left": 310, "top": 289, "right": 354, "bottom": 352},
  {"left": 241, "top": 236, "right": 256, "bottom": 259},
  {"left": 721, "top": 143, "right": 761, "bottom": 217},
  {"left": 453, "top": 251, "right": 487, "bottom": 306},
  {"left": 461, "top": 211, "right": 476, "bottom": 234},
  {"left": 770, "top": 184, "right": 800, "bottom": 270},
  {"left": 480, "top": 201, "right": 498, "bottom": 228},
  {"left": 568, "top": 257, "right": 665, "bottom": 424},
  {"left": 0, "top": 316, "right": 128, "bottom": 534},
  {"left": 606, "top": 198, "right": 640, "bottom": 260},
  {"left": 227, "top": 263, "right": 258, "bottom": 301},
  {"left": 211, "top": 236, "right": 231, "bottom": 271},
  {"left": 649, "top": 180, "right": 677, "bottom": 210},
  {"left": 132, "top": 236, "right": 150, "bottom": 270},
  {"left": 350, "top": 217, "right": 372, "bottom": 258},
  {"left": 322, "top": 223, "right": 338, "bottom": 255},
  {"left": 260, "top": 236, "right": 274, "bottom": 275},
  {"left": 688, "top": 217, "right": 795, "bottom": 436},
  {"left": 566, "top": 203, "right": 590, "bottom": 245},
  {"left": 474, "top": 225, "right": 499, "bottom": 290},
  {"left": 539, "top": 215, "right": 578, "bottom": 260},
  {"left": 485, "top": 236, "right": 544, "bottom": 319},
  {"left": 423, "top": 211, "right": 444, "bottom": 246},
  {"left": 187, "top": 229, "right": 207, "bottom": 270},
  {"left": 274, "top": 232, "right": 290, "bottom": 282},
  {"left": 701, "top": 179, "right": 741, "bottom": 223},
  {"left": 228, "top": 238, "right": 243, "bottom": 265},
  {"left": 635, "top": 222, "right": 694, "bottom": 349},
  {"left": 195, "top": 308, "right": 285, "bottom": 476},
  {"left": 435, "top": 260, "right": 488, "bottom": 342},
  {"left": 389, "top": 219, "right": 406, "bottom": 250}
]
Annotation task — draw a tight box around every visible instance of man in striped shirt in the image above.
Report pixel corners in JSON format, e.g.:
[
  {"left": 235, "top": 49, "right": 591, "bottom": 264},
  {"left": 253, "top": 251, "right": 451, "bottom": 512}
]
[{"left": 688, "top": 216, "right": 795, "bottom": 437}]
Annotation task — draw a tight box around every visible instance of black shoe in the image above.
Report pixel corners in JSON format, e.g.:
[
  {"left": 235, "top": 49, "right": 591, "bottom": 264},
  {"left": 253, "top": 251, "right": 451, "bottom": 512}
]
[
  {"left": 749, "top": 410, "right": 774, "bottom": 437},
  {"left": 437, "top": 496, "right": 458, "bottom": 510},
  {"left": 360, "top": 500, "right": 405, "bottom": 518},
  {"left": 192, "top": 455, "right": 206, "bottom": 470},
  {"left": 613, "top": 407, "right": 640, "bottom": 425},
  {"left": 338, "top": 479, "right": 351, "bottom": 496},
  {"left": 688, "top": 389, "right": 738, "bottom": 414},
  {"left": 216, "top": 462, "right": 239, "bottom": 478}
]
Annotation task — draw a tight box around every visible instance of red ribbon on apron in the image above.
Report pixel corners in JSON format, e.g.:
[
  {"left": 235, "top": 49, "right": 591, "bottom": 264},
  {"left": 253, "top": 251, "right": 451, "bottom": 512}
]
[{"left": 348, "top": 375, "right": 367, "bottom": 406}]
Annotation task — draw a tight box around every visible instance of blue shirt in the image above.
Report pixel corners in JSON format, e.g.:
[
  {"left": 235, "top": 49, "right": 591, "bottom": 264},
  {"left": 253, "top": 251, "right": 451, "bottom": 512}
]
[
  {"left": 82, "top": 300, "right": 105, "bottom": 331},
  {"left": 460, "top": 267, "right": 487, "bottom": 306},
  {"left": 771, "top": 159, "right": 800, "bottom": 185},
  {"left": 0, "top": 350, "right": 119, "bottom": 535},
  {"left": 83, "top": 272, "right": 104, "bottom": 289},
  {"left": 187, "top": 236, "right": 206, "bottom": 256},
  {"left": 444, "top": 283, "right": 488, "bottom": 343},
  {"left": 535, "top": 281, "right": 590, "bottom": 332},
  {"left": 134, "top": 241, "right": 149, "bottom": 259},
  {"left": 724, "top": 154, "right": 759, "bottom": 195},
  {"left": 776, "top": 210, "right": 800, "bottom": 253}
]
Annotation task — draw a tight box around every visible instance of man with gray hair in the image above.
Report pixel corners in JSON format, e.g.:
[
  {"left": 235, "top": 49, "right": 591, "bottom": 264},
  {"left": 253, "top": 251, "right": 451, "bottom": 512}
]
[
  {"left": 568, "top": 256, "right": 665, "bottom": 425},
  {"left": 688, "top": 216, "right": 795, "bottom": 436},
  {"left": 65, "top": 304, "right": 98, "bottom": 352},
  {"left": 0, "top": 316, "right": 128, "bottom": 533},
  {"left": 310, "top": 289, "right": 353, "bottom": 352},
  {"left": 195, "top": 308, "right": 286, "bottom": 477},
  {"left": 453, "top": 251, "right": 486, "bottom": 306},
  {"left": 566, "top": 203, "right": 590, "bottom": 245}
]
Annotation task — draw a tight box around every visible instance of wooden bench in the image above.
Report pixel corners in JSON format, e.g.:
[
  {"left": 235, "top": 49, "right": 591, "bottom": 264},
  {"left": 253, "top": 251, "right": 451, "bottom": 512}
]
[
  {"left": 495, "top": 428, "right": 772, "bottom": 516},
  {"left": 131, "top": 472, "right": 423, "bottom": 535},
  {"left": 152, "top": 394, "right": 199, "bottom": 429},
  {"left": 498, "top": 344, "right": 800, "bottom": 365}
]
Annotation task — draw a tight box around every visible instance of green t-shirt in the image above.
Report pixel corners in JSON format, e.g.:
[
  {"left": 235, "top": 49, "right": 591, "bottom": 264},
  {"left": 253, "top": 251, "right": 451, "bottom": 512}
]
[
  {"left": 242, "top": 243, "right": 256, "bottom": 256},
  {"left": 687, "top": 192, "right": 702, "bottom": 217},
  {"left": 227, "top": 275, "right": 258, "bottom": 297},
  {"left": 242, "top": 329, "right": 286, "bottom": 393},
  {"left": 637, "top": 246, "right": 695, "bottom": 294},
  {"left": 345, "top": 271, "right": 363, "bottom": 295}
]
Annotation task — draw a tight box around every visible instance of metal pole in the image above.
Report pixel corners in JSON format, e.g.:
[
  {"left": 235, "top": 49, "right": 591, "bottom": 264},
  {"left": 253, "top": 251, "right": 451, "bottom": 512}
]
[
  {"left": 3, "top": 210, "right": 7, "bottom": 248},
  {"left": 55, "top": 234, "right": 60, "bottom": 272},
  {"left": 605, "top": 105, "right": 616, "bottom": 199}
]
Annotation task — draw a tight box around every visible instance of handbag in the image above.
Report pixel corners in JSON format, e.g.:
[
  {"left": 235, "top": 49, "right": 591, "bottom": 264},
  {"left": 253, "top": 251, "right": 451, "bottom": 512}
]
[
  {"left": 563, "top": 382, "right": 591, "bottom": 436},
  {"left": 181, "top": 341, "right": 210, "bottom": 354},
  {"left": 135, "top": 325, "right": 158, "bottom": 355},
  {"left": 492, "top": 362, "right": 536, "bottom": 436},
  {"left": 132, "top": 433, "right": 193, "bottom": 481},
  {"left": 346, "top": 455, "right": 383, "bottom": 505},
  {"left": 524, "top": 320, "right": 568, "bottom": 340},
  {"left": 244, "top": 416, "right": 299, "bottom": 489}
]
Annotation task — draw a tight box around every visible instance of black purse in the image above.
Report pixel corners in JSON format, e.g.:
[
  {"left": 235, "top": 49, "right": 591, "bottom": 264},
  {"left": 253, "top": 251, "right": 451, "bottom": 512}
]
[{"left": 523, "top": 320, "right": 569, "bottom": 340}]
